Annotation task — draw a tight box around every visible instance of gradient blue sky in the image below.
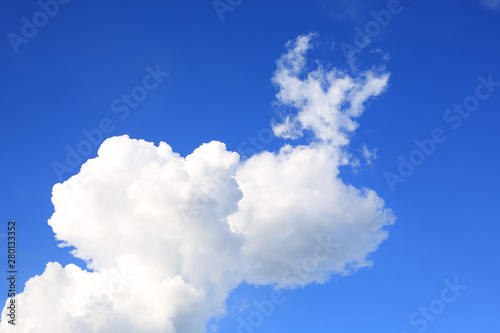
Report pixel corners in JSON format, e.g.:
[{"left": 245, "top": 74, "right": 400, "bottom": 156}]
[{"left": 1, "top": 0, "right": 500, "bottom": 332}]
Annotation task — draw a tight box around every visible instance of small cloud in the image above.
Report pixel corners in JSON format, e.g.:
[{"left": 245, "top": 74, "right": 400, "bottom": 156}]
[
  {"left": 272, "top": 34, "right": 389, "bottom": 146},
  {"left": 361, "top": 145, "right": 378, "bottom": 166},
  {"left": 480, "top": 0, "right": 500, "bottom": 10},
  {"left": 370, "top": 48, "right": 391, "bottom": 62},
  {"left": 322, "top": 0, "right": 369, "bottom": 23},
  {"left": 209, "top": 324, "right": 219, "bottom": 332}
]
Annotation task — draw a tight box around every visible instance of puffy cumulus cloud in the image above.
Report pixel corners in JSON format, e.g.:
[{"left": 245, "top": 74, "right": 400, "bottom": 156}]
[
  {"left": 4, "top": 262, "right": 145, "bottom": 333},
  {"left": 0, "top": 34, "right": 395, "bottom": 333},
  {"left": 229, "top": 143, "right": 394, "bottom": 287},
  {"left": 4, "top": 138, "right": 245, "bottom": 333},
  {"left": 480, "top": 0, "right": 500, "bottom": 10}
]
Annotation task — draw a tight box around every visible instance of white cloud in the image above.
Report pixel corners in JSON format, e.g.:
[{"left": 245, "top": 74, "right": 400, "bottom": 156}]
[
  {"left": 229, "top": 143, "right": 394, "bottom": 287},
  {"left": 480, "top": 0, "right": 500, "bottom": 10},
  {"left": 361, "top": 144, "right": 377, "bottom": 166},
  {"left": 272, "top": 33, "right": 389, "bottom": 146},
  {"left": 1, "top": 34, "right": 395, "bottom": 333}
]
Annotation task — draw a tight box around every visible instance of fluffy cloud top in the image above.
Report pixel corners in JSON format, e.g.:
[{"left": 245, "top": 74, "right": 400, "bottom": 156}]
[{"left": 1, "top": 34, "right": 395, "bottom": 333}]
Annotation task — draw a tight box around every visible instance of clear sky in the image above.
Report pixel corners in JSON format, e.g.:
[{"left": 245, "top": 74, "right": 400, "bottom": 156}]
[{"left": 1, "top": 0, "right": 499, "bottom": 332}]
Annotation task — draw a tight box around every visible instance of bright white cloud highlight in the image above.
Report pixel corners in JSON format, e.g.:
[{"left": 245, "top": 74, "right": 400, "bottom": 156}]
[{"left": 1, "top": 34, "right": 395, "bottom": 333}]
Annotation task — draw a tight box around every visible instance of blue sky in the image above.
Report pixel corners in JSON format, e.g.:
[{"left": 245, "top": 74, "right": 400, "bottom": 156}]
[{"left": 1, "top": 0, "right": 499, "bottom": 332}]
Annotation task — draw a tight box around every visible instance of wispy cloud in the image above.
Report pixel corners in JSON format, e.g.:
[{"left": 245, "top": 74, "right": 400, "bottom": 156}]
[
  {"left": 322, "top": 0, "right": 369, "bottom": 22},
  {"left": 480, "top": 0, "right": 500, "bottom": 10}
]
